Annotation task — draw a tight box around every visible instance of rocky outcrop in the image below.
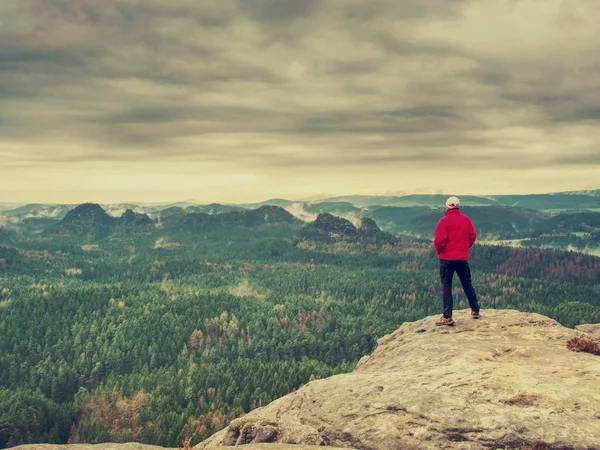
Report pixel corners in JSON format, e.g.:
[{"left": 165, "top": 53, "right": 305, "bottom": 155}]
[
  {"left": 198, "top": 310, "right": 600, "bottom": 450},
  {"left": 62, "top": 203, "right": 115, "bottom": 226},
  {"left": 298, "top": 214, "right": 396, "bottom": 245},
  {"left": 13, "top": 442, "right": 348, "bottom": 450},
  {"left": 50, "top": 204, "right": 156, "bottom": 238},
  {"left": 356, "top": 218, "right": 381, "bottom": 235},
  {"left": 357, "top": 218, "right": 396, "bottom": 244},
  {"left": 117, "top": 209, "right": 154, "bottom": 228},
  {"left": 50, "top": 203, "right": 116, "bottom": 238},
  {"left": 299, "top": 213, "right": 358, "bottom": 242},
  {"left": 208, "top": 445, "right": 350, "bottom": 450}
]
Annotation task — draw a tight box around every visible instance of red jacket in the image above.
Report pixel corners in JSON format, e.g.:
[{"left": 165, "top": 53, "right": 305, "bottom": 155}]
[{"left": 434, "top": 209, "right": 477, "bottom": 261}]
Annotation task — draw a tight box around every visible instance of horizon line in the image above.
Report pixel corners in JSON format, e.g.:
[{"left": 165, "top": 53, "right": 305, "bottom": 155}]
[{"left": 1, "top": 187, "right": 599, "bottom": 207}]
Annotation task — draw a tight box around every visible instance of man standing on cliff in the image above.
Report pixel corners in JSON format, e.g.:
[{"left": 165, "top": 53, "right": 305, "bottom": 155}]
[{"left": 433, "top": 196, "right": 481, "bottom": 326}]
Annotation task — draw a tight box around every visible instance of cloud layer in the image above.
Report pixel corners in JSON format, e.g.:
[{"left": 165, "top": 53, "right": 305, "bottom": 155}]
[{"left": 1, "top": 0, "right": 599, "bottom": 202}]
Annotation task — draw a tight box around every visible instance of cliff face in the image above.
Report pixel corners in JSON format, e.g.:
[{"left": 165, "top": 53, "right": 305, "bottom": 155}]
[{"left": 198, "top": 310, "right": 600, "bottom": 450}]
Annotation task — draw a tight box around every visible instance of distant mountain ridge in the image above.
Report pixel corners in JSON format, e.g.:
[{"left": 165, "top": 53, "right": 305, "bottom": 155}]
[
  {"left": 554, "top": 189, "right": 600, "bottom": 196},
  {"left": 3, "top": 188, "right": 600, "bottom": 252},
  {"left": 318, "top": 191, "right": 600, "bottom": 210},
  {"left": 2, "top": 188, "right": 599, "bottom": 221},
  {"left": 163, "top": 205, "right": 299, "bottom": 232},
  {"left": 46, "top": 203, "right": 300, "bottom": 239}
]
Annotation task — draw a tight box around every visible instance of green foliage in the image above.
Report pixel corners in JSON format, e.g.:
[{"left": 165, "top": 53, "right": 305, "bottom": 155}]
[
  {"left": 0, "top": 389, "right": 71, "bottom": 448},
  {"left": 0, "top": 220, "right": 599, "bottom": 448}
]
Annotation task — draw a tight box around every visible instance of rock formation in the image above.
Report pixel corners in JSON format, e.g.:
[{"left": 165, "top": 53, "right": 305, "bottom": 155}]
[
  {"left": 356, "top": 218, "right": 381, "bottom": 235},
  {"left": 198, "top": 310, "right": 600, "bottom": 450},
  {"left": 50, "top": 204, "right": 156, "bottom": 238},
  {"left": 117, "top": 209, "right": 154, "bottom": 228},
  {"left": 62, "top": 203, "right": 115, "bottom": 227},
  {"left": 298, "top": 213, "right": 358, "bottom": 242},
  {"left": 297, "top": 214, "right": 396, "bottom": 246},
  {"left": 51, "top": 203, "right": 116, "bottom": 238},
  {"left": 13, "top": 441, "right": 346, "bottom": 450}
]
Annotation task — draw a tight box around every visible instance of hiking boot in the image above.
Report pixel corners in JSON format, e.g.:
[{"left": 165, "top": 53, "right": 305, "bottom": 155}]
[
  {"left": 471, "top": 310, "right": 480, "bottom": 319},
  {"left": 436, "top": 316, "right": 455, "bottom": 326}
]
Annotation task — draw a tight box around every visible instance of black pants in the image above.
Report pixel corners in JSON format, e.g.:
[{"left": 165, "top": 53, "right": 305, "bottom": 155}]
[{"left": 440, "top": 260, "right": 480, "bottom": 318}]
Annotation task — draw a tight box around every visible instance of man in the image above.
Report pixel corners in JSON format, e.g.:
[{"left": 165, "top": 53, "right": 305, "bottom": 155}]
[{"left": 433, "top": 196, "right": 481, "bottom": 326}]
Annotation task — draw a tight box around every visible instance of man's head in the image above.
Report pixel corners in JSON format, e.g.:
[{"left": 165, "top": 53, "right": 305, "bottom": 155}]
[{"left": 446, "top": 196, "right": 460, "bottom": 210}]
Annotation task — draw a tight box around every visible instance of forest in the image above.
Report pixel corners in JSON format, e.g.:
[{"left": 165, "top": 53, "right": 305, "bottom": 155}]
[{"left": 1, "top": 206, "right": 599, "bottom": 448}]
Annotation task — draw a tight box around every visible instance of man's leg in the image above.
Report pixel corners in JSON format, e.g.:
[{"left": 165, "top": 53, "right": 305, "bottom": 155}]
[
  {"left": 439, "top": 260, "right": 455, "bottom": 318},
  {"left": 456, "top": 261, "right": 480, "bottom": 313}
]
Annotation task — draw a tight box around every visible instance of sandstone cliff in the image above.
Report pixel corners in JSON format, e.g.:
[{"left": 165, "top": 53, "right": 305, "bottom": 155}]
[
  {"left": 11, "top": 444, "right": 344, "bottom": 450},
  {"left": 197, "top": 310, "right": 600, "bottom": 450}
]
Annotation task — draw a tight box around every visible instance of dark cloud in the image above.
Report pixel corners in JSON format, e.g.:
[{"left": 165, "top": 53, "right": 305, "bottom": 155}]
[
  {"left": 236, "top": 0, "right": 319, "bottom": 22},
  {"left": 0, "top": 0, "right": 599, "bottom": 177}
]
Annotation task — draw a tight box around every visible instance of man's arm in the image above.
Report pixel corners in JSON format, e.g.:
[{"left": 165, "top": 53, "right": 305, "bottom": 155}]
[
  {"left": 468, "top": 218, "right": 477, "bottom": 247},
  {"left": 434, "top": 219, "right": 448, "bottom": 253}
]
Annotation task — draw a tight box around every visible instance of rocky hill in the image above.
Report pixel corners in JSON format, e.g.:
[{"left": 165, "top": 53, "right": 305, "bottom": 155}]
[
  {"left": 51, "top": 203, "right": 116, "bottom": 238},
  {"left": 117, "top": 209, "right": 154, "bottom": 228},
  {"left": 62, "top": 203, "right": 115, "bottom": 226},
  {"left": 298, "top": 214, "right": 395, "bottom": 244},
  {"left": 11, "top": 445, "right": 348, "bottom": 450},
  {"left": 197, "top": 310, "right": 600, "bottom": 450},
  {"left": 50, "top": 204, "right": 154, "bottom": 238},
  {"left": 298, "top": 213, "right": 357, "bottom": 242}
]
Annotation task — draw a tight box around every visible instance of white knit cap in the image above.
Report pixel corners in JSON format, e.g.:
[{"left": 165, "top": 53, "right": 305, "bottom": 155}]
[{"left": 446, "top": 196, "right": 460, "bottom": 209}]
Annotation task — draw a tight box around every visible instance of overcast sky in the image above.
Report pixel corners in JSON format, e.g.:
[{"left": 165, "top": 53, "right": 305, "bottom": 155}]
[{"left": 1, "top": 0, "right": 599, "bottom": 204}]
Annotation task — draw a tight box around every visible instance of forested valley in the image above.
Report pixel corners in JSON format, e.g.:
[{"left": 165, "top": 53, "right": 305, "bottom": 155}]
[{"left": 1, "top": 204, "right": 599, "bottom": 448}]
